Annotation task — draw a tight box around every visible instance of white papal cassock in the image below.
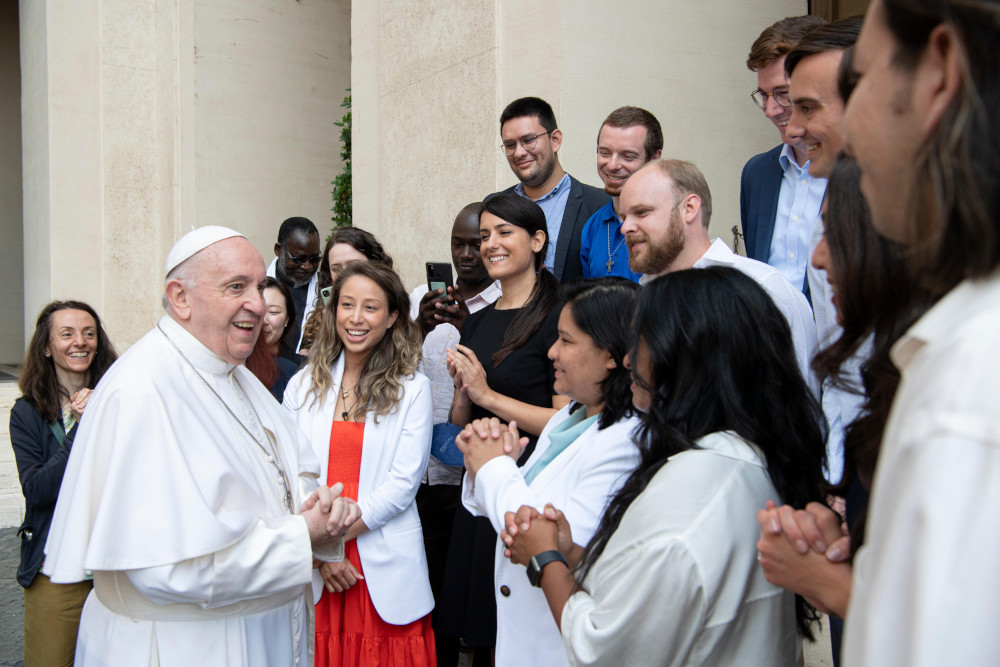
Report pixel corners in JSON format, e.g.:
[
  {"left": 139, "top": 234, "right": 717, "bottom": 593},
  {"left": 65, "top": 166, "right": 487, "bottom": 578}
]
[{"left": 43, "top": 315, "right": 333, "bottom": 666}]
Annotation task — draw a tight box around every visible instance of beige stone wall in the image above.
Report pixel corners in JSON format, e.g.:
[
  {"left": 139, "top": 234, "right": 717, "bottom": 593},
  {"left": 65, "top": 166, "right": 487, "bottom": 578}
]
[
  {"left": 19, "top": 0, "right": 351, "bottom": 350},
  {"left": 354, "top": 0, "right": 806, "bottom": 289},
  {"left": 352, "top": 0, "right": 500, "bottom": 293},
  {"left": 193, "top": 0, "right": 351, "bottom": 256},
  {"left": 0, "top": 2, "right": 23, "bottom": 364}
]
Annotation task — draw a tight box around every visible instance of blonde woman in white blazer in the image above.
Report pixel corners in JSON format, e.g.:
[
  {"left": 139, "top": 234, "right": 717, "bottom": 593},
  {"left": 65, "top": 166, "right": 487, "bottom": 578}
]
[
  {"left": 457, "top": 278, "right": 642, "bottom": 667},
  {"left": 283, "top": 261, "right": 436, "bottom": 666}
]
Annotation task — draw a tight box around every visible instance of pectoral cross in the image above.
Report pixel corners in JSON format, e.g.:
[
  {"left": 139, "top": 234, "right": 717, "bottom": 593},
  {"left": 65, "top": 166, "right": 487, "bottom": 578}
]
[{"left": 606, "top": 257, "right": 615, "bottom": 272}]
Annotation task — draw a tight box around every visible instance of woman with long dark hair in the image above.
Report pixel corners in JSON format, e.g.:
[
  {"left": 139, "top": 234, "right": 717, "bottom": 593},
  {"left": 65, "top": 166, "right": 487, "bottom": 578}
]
[
  {"left": 245, "top": 277, "right": 299, "bottom": 400},
  {"left": 504, "top": 267, "right": 826, "bottom": 665},
  {"left": 455, "top": 278, "right": 641, "bottom": 666},
  {"left": 437, "top": 194, "right": 568, "bottom": 661},
  {"left": 283, "top": 261, "right": 435, "bottom": 665},
  {"left": 12, "top": 300, "right": 118, "bottom": 666},
  {"left": 755, "top": 156, "right": 930, "bottom": 621}
]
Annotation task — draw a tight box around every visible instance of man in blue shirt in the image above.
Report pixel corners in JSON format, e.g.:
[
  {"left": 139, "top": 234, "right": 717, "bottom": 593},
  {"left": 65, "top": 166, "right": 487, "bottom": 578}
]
[
  {"left": 740, "top": 15, "right": 828, "bottom": 294},
  {"left": 491, "top": 97, "right": 607, "bottom": 283},
  {"left": 579, "top": 107, "right": 663, "bottom": 282}
]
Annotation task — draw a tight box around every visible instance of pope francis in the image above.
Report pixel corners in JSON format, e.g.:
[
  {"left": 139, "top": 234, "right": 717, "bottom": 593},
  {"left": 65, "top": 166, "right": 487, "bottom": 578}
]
[{"left": 42, "top": 226, "right": 359, "bottom": 666}]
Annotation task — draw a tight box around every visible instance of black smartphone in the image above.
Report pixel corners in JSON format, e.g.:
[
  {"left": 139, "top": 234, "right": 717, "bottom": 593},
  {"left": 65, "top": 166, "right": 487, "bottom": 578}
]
[{"left": 426, "top": 262, "right": 455, "bottom": 304}]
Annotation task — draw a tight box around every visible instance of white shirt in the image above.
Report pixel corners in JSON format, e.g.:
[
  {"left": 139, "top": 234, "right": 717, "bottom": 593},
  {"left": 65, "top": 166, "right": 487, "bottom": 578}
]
[
  {"left": 462, "top": 407, "right": 640, "bottom": 666},
  {"left": 44, "top": 315, "right": 327, "bottom": 666},
  {"left": 408, "top": 280, "right": 501, "bottom": 485},
  {"left": 844, "top": 270, "right": 1000, "bottom": 666},
  {"left": 560, "top": 432, "right": 800, "bottom": 666},
  {"left": 694, "top": 238, "right": 819, "bottom": 395}
]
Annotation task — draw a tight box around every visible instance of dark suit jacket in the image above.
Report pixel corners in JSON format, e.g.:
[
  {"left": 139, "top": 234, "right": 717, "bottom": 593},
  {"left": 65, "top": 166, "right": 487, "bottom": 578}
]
[
  {"left": 11, "top": 398, "right": 78, "bottom": 587},
  {"left": 493, "top": 174, "right": 607, "bottom": 283},
  {"left": 739, "top": 144, "right": 784, "bottom": 264}
]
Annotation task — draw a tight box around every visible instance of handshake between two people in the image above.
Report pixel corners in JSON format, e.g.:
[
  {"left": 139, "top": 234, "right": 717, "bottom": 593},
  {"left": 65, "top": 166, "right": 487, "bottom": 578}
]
[{"left": 300, "top": 482, "right": 361, "bottom": 550}]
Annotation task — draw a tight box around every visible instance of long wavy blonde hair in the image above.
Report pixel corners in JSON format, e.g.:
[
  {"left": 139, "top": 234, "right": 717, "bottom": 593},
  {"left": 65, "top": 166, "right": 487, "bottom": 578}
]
[{"left": 302, "top": 261, "right": 421, "bottom": 421}]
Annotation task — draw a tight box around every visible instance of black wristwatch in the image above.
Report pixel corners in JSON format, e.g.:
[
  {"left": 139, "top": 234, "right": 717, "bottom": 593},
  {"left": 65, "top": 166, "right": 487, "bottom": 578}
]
[{"left": 526, "top": 550, "right": 568, "bottom": 587}]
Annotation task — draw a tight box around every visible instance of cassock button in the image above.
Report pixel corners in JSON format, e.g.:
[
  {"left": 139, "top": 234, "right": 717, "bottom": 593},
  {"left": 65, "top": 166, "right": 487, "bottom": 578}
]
[{"left": 500, "top": 585, "right": 511, "bottom": 597}]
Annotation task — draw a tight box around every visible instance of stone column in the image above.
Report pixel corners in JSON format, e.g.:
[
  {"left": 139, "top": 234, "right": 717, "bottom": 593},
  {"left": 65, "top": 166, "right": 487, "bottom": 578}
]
[{"left": 19, "top": 0, "right": 351, "bottom": 349}]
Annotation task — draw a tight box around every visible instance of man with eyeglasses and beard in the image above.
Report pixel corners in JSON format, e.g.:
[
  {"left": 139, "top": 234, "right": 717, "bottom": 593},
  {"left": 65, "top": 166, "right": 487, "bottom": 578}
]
[
  {"left": 491, "top": 97, "right": 607, "bottom": 283},
  {"left": 267, "top": 216, "right": 321, "bottom": 357}
]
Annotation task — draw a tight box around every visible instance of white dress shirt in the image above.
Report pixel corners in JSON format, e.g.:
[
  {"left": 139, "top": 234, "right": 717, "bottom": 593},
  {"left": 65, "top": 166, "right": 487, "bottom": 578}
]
[
  {"left": 694, "top": 238, "right": 819, "bottom": 395},
  {"left": 844, "top": 270, "right": 1000, "bottom": 665},
  {"left": 560, "top": 431, "right": 800, "bottom": 666}
]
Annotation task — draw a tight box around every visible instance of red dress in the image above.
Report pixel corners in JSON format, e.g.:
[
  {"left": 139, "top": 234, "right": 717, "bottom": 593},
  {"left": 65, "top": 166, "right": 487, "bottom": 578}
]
[{"left": 315, "top": 421, "right": 436, "bottom": 667}]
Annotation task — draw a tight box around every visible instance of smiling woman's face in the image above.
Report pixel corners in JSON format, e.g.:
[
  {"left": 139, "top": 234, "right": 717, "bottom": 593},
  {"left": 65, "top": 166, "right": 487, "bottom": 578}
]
[
  {"left": 328, "top": 243, "right": 368, "bottom": 283},
  {"left": 335, "top": 275, "right": 398, "bottom": 363},
  {"left": 479, "top": 211, "right": 544, "bottom": 283},
  {"left": 47, "top": 309, "right": 98, "bottom": 380},
  {"left": 548, "top": 304, "right": 613, "bottom": 411}
]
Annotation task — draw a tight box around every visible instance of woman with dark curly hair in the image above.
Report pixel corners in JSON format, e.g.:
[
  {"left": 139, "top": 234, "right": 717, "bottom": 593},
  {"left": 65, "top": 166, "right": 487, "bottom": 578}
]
[{"left": 12, "top": 300, "right": 118, "bottom": 666}]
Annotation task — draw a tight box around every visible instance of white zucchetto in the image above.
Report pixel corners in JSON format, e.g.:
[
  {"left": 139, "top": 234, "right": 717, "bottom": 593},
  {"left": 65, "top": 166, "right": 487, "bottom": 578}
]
[{"left": 164, "top": 226, "right": 246, "bottom": 279}]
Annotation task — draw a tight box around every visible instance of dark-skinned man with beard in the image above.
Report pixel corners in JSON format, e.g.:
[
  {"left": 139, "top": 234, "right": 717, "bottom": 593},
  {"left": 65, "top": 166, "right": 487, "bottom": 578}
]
[{"left": 267, "top": 217, "right": 321, "bottom": 358}]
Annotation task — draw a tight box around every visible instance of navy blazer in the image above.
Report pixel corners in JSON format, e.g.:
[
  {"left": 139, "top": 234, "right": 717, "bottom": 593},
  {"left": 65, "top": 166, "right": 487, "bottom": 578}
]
[
  {"left": 739, "top": 144, "right": 784, "bottom": 264},
  {"left": 11, "top": 397, "right": 78, "bottom": 587},
  {"left": 493, "top": 174, "right": 607, "bottom": 283}
]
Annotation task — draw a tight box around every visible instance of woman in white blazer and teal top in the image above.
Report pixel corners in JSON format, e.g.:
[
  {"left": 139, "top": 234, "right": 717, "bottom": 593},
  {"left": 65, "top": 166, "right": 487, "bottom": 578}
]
[
  {"left": 284, "top": 261, "right": 436, "bottom": 666},
  {"left": 457, "top": 278, "right": 642, "bottom": 667}
]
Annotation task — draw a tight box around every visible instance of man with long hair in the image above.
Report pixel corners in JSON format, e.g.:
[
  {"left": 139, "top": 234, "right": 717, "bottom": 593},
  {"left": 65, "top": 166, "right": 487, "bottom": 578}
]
[{"left": 842, "top": 0, "right": 1000, "bottom": 662}]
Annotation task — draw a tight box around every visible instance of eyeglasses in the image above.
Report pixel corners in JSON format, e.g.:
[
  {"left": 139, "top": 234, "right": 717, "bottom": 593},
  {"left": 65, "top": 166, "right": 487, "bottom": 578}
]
[
  {"left": 282, "top": 247, "right": 322, "bottom": 266},
  {"left": 750, "top": 88, "right": 790, "bottom": 110},
  {"left": 501, "top": 131, "right": 553, "bottom": 156}
]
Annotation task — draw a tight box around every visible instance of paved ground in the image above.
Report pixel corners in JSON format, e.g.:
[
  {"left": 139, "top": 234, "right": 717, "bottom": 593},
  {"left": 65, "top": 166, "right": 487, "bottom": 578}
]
[{"left": 1, "top": 527, "right": 24, "bottom": 667}]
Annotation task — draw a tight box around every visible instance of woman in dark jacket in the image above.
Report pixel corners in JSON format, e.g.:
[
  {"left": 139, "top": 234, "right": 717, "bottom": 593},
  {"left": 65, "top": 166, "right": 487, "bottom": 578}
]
[{"left": 12, "top": 300, "right": 117, "bottom": 666}]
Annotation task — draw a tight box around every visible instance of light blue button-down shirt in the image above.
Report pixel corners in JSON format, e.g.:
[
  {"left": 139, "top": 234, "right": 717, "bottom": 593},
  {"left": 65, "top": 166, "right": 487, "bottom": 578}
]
[
  {"left": 768, "top": 144, "right": 827, "bottom": 292},
  {"left": 515, "top": 172, "right": 572, "bottom": 272}
]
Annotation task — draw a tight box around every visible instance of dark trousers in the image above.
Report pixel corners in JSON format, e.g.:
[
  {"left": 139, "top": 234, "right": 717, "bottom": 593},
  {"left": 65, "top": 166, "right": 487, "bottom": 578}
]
[{"left": 417, "top": 482, "right": 462, "bottom": 667}]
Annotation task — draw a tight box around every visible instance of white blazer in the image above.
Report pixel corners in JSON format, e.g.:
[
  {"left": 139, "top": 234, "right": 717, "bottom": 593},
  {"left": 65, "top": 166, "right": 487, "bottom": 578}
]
[
  {"left": 462, "top": 405, "right": 641, "bottom": 667},
  {"left": 284, "top": 354, "right": 434, "bottom": 625}
]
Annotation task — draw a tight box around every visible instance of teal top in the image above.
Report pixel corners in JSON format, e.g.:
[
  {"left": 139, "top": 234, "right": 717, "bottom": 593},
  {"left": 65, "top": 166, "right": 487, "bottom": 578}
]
[{"left": 523, "top": 407, "right": 600, "bottom": 485}]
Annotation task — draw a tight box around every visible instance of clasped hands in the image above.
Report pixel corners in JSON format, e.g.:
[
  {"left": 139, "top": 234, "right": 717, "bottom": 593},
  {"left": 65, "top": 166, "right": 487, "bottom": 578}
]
[
  {"left": 70, "top": 387, "right": 93, "bottom": 422},
  {"left": 301, "top": 481, "right": 360, "bottom": 547},
  {"left": 455, "top": 417, "right": 530, "bottom": 476},
  {"left": 499, "top": 504, "right": 578, "bottom": 568},
  {"left": 755, "top": 499, "right": 852, "bottom": 616}
]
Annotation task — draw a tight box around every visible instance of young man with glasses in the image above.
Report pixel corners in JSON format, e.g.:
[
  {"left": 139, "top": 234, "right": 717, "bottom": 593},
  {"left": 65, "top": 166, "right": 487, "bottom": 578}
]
[
  {"left": 491, "top": 97, "right": 606, "bottom": 283},
  {"left": 267, "top": 216, "right": 321, "bottom": 356},
  {"left": 740, "top": 15, "right": 827, "bottom": 295}
]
